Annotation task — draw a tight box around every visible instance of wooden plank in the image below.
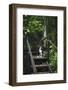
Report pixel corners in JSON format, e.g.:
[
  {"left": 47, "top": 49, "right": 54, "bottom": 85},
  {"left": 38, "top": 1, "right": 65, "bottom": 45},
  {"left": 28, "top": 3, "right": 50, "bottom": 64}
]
[
  {"left": 27, "top": 39, "right": 37, "bottom": 73},
  {"left": 46, "top": 62, "right": 52, "bottom": 73},
  {"left": 37, "top": 72, "right": 49, "bottom": 74},
  {"left": 33, "top": 56, "right": 46, "bottom": 59},
  {"left": 35, "top": 64, "right": 48, "bottom": 67}
]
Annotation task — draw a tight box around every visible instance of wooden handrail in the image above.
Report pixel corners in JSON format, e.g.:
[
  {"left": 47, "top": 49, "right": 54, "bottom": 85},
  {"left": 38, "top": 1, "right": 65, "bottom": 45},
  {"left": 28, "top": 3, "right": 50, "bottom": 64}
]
[{"left": 40, "top": 37, "right": 57, "bottom": 50}]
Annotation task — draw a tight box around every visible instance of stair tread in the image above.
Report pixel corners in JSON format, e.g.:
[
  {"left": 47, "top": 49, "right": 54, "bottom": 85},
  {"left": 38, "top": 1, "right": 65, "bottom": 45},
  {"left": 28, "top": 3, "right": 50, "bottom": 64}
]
[
  {"left": 35, "top": 64, "right": 48, "bottom": 67},
  {"left": 33, "top": 56, "right": 46, "bottom": 59},
  {"left": 37, "top": 72, "right": 49, "bottom": 74}
]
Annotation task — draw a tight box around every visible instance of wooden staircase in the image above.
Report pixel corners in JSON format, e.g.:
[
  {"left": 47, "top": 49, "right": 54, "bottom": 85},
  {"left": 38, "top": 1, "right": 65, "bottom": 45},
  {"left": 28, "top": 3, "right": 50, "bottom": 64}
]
[{"left": 27, "top": 38, "right": 52, "bottom": 74}]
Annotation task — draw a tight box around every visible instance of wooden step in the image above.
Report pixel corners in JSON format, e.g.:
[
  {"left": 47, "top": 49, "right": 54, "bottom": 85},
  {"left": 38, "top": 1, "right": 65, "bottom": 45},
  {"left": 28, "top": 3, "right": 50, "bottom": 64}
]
[
  {"left": 37, "top": 72, "right": 49, "bottom": 74},
  {"left": 33, "top": 56, "right": 46, "bottom": 60},
  {"left": 35, "top": 64, "right": 48, "bottom": 68}
]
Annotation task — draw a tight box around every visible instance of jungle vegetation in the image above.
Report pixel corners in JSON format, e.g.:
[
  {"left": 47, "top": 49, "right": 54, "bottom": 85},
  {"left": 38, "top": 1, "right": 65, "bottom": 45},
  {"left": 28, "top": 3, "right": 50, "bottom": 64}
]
[{"left": 23, "top": 15, "right": 57, "bottom": 73}]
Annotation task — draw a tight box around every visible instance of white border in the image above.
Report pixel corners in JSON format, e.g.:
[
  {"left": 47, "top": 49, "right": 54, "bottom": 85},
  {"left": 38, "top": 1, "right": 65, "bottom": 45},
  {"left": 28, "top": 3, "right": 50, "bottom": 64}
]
[{"left": 16, "top": 8, "right": 64, "bottom": 82}]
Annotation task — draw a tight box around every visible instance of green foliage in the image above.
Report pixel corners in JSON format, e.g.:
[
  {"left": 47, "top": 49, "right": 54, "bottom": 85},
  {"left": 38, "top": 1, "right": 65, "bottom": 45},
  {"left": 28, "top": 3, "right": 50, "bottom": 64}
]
[
  {"left": 23, "top": 15, "right": 44, "bottom": 46},
  {"left": 23, "top": 15, "right": 44, "bottom": 33},
  {"left": 49, "top": 45, "right": 57, "bottom": 73},
  {"left": 23, "top": 15, "right": 57, "bottom": 73},
  {"left": 46, "top": 16, "right": 57, "bottom": 46}
]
